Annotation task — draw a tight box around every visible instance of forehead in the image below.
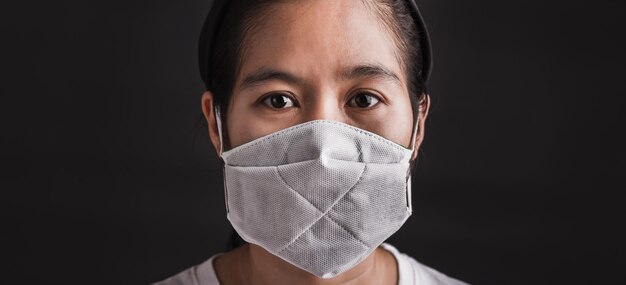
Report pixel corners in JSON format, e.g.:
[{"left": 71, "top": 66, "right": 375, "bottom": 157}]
[{"left": 236, "top": 0, "right": 404, "bottom": 85}]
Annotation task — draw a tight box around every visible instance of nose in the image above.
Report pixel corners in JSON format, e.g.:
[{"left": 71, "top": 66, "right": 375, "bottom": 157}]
[{"left": 302, "top": 89, "right": 346, "bottom": 123}]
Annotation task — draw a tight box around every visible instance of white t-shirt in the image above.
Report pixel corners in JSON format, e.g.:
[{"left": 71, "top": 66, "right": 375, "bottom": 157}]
[{"left": 152, "top": 243, "right": 468, "bottom": 285}]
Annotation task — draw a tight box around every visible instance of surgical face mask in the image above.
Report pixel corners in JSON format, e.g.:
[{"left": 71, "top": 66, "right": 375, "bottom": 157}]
[{"left": 215, "top": 111, "right": 417, "bottom": 279}]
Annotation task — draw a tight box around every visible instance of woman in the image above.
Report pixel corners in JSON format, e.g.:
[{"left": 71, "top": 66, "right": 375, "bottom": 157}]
[{"left": 155, "top": 0, "right": 468, "bottom": 284}]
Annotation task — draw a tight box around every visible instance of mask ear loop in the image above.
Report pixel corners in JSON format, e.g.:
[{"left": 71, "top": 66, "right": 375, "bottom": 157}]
[
  {"left": 214, "top": 106, "right": 229, "bottom": 213},
  {"left": 406, "top": 107, "right": 420, "bottom": 212},
  {"left": 214, "top": 106, "right": 225, "bottom": 156},
  {"left": 408, "top": 115, "right": 420, "bottom": 152}
]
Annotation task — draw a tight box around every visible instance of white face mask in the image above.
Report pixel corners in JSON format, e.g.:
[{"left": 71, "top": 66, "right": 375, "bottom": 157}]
[{"left": 215, "top": 111, "right": 416, "bottom": 279}]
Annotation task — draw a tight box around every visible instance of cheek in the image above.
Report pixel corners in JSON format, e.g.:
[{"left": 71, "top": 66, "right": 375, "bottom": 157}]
[
  {"left": 359, "top": 96, "right": 414, "bottom": 148},
  {"left": 225, "top": 97, "right": 260, "bottom": 149},
  {"left": 225, "top": 94, "right": 294, "bottom": 149}
]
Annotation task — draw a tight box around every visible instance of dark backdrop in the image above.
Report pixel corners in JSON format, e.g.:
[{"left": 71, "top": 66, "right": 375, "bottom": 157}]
[{"left": 2, "top": 0, "right": 625, "bottom": 284}]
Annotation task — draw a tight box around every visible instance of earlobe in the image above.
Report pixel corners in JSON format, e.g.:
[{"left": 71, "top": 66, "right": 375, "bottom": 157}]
[
  {"left": 411, "top": 93, "right": 431, "bottom": 160},
  {"left": 201, "top": 91, "right": 222, "bottom": 158}
]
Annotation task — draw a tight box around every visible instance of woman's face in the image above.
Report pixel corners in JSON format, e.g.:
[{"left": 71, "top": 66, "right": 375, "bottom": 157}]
[{"left": 204, "top": 0, "right": 428, "bottom": 153}]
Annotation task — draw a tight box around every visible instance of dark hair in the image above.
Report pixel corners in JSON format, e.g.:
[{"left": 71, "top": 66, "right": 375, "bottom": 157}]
[{"left": 205, "top": 0, "right": 427, "bottom": 130}]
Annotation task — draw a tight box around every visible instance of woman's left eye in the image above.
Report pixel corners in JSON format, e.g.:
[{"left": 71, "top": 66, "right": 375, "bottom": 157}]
[{"left": 347, "top": 92, "right": 381, "bottom": 109}]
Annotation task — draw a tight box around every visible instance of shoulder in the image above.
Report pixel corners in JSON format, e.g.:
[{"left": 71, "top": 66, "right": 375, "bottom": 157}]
[
  {"left": 151, "top": 254, "right": 222, "bottom": 285},
  {"left": 381, "top": 243, "right": 470, "bottom": 285}
]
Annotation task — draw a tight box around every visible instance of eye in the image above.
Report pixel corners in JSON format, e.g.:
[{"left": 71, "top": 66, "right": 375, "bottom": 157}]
[
  {"left": 348, "top": 92, "right": 381, "bottom": 109},
  {"left": 262, "top": 93, "right": 296, "bottom": 109}
]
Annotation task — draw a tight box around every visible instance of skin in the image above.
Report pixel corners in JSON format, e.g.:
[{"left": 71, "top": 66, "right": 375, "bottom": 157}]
[{"left": 201, "top": 0, "right": 431, "bottom": 284}]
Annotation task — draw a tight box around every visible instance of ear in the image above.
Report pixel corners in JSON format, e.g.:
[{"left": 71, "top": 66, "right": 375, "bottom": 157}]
[
  {"left": 411, "top": 93, "right": 431, "bottom": 161},
  {"left": 201, "top": 91, "right": 222, "bottom": 158}
]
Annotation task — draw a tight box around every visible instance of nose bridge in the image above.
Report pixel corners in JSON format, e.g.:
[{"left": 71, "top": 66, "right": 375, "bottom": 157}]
[{"left": 304, "top": 85, "right": 344, "bottom": 122}]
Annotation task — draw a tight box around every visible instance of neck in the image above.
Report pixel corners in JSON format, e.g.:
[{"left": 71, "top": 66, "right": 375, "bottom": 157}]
[{"left": 216, "top": 243, "right": 398, "bottom": 285}]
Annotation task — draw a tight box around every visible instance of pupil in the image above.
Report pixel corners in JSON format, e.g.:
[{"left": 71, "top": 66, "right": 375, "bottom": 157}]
[
  {"left": 271, "top": 95, "right": 287, "bottom": 108},
  {"left": 355, "top": 94, "right": 371, "bottom": 107}
]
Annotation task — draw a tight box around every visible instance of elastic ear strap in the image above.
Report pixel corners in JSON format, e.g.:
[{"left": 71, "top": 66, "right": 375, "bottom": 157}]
[
  {"left": 214, "top": 106, "right": 224, "bottom": 155},
  {"left": 408, "top": 112, "right": 420, "bottom": 152},
  {"left": 407, "top": 111, "right": 418, "bottom": 212},
  {"left": 408, "top": 93, "right": 429, "bottom": 151},
  {"left": 407, "top": 176, "right": 413, "bottom": 211}
]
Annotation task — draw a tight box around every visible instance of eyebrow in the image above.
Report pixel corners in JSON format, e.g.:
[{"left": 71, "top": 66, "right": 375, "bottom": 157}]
[
  {"left": 240, "top": 68, "right": 303, "bottom": 89},
  {"left": 340, "top": 64, "right": 401, "bottom": 84},
  {"left": 238, "top": 64, "right": 401, "bottom": 89}
]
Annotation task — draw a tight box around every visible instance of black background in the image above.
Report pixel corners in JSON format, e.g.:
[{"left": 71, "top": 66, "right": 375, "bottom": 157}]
[{"left": 2, "top": 0, "right": 625, "bottom": 284}]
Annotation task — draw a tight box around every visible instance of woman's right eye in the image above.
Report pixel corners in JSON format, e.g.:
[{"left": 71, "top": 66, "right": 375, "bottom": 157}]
[{"left": 262, "top": 94, "right": 296, "bottom": 109}]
